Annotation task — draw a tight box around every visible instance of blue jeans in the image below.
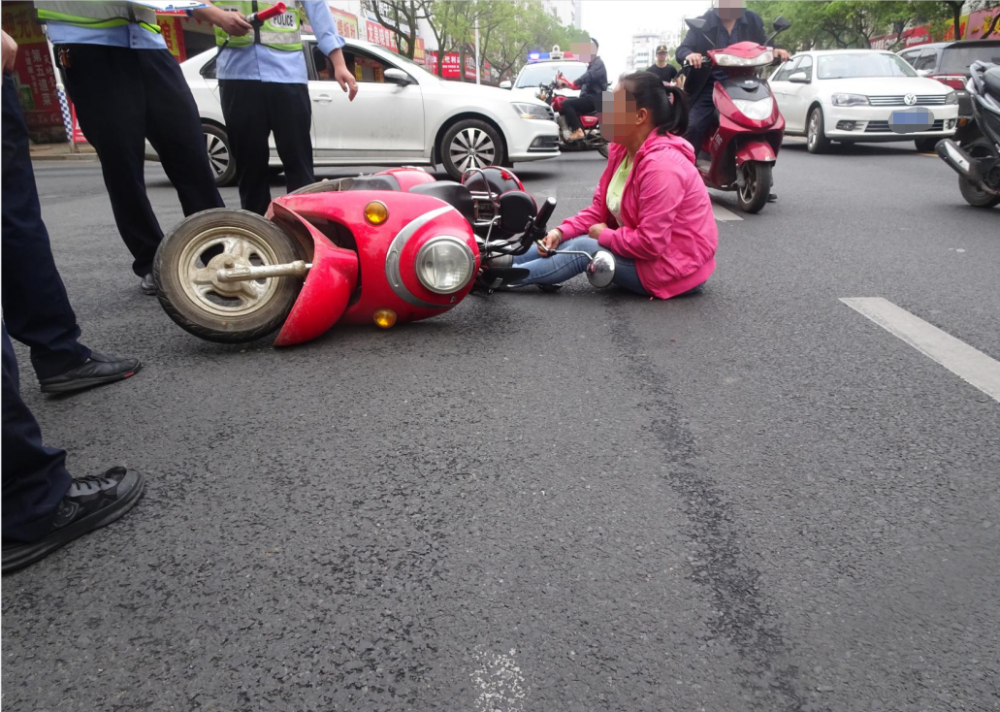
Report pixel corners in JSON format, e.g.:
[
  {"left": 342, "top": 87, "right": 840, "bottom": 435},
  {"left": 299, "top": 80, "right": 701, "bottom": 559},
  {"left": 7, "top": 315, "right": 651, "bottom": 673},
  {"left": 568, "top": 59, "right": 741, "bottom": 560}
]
[{"left": 512, "top": 236, "right": 648, "bottom": 295}]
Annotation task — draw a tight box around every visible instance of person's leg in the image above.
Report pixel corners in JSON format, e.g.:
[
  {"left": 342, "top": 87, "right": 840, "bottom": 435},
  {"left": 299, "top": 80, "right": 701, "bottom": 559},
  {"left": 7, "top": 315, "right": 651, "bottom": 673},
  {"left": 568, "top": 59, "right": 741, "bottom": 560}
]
[
  {"left": 561, "top": 97, "right": 596, "bottom": 135},
  {"left": 1, "top": 75, "right": 91, "bottom": 380},
  {"left": 268, "top": 82, "right": 315, "bottom": 194},
  {"left": 1, "top": 324, "right": 72, "bottom": 544},
  {"left": 220, "top": 79, "right": 273, "bottom": 215},
  {"left": 141, "top": 49, "right": 225, "bottom": 217},
  {"left": 511, "top": 236, "right": 600, "bottom": 286},
  {"left": 610, "top": 256, "right": 648, "bottom": 296},
  {"left": 59, "top": 45, "right": 162, "bottom": 277},
  {"left": 683, "top": 88, "right": 718, "bottom": 157}
]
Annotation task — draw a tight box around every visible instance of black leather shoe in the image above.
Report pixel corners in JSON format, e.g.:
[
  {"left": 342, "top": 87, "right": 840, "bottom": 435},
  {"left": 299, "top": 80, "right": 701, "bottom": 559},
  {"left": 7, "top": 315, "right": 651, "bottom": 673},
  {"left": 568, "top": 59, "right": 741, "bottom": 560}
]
[
  {"left": 140, "top": 273, "right": 156, "bottom": 295},
  {"left": 38, "top": 352, "right": 141, "bottom": 394},
  {"left": 768, "top": 192, "right": 778, "bottom": 203},
  {"left": 2, "top": 468, "right": 145, "bottom": 573}
]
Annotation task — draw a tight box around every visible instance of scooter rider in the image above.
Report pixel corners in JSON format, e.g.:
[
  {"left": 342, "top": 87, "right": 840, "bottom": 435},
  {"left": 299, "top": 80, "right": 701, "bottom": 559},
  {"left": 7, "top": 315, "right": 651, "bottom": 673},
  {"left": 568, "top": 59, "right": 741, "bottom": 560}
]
[
  {"left": 556, "top": 38, "right": 607, "bottom": 143},
  {"left": 676, "top": 0, "right": 788, "bottom": 158},
  {"left": 194, "top": 2, "right": 359, "bottom": 216}
]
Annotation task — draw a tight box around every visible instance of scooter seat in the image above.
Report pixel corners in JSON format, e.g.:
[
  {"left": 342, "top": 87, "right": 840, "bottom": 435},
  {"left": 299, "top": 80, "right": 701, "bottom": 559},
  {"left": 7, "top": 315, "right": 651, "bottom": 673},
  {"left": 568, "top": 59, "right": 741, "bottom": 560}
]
[
  {"left": 985, "top": 66, "right": 1000, "bottom": 98},
  {"left": 408, "top": 181, "right": 475, "bottom": 225}
]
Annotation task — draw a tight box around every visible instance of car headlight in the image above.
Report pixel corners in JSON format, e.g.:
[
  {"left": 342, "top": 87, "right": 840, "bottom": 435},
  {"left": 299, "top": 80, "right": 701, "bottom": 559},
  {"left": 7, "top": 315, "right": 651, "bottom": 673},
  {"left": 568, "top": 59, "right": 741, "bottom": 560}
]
[
  {"left": 512, "top": 102, "right": 550, "bottom": 120},
  {"left": 831, "top": 93, "right": 869, "bottom": 107},
  {"left": 945, "top": 91, "right": 958, "bottom": 105},
  {"left": 416, "top": 236, "right": 476, "bottom": 294},
  {"left": 732, "top": 97, "right": 774, "bottom": 120}
]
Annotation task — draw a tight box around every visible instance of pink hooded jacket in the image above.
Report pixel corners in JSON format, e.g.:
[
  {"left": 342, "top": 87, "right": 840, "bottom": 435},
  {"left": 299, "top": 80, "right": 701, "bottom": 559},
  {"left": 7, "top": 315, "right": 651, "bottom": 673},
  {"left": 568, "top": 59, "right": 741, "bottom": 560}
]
[{"left": 556, "top": 131, "right": 718, "bottom": 299}]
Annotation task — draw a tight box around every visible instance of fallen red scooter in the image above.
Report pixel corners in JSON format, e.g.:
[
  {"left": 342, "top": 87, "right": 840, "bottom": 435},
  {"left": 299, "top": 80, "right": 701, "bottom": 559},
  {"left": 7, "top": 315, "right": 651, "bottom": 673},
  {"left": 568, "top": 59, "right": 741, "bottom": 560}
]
[
  {"left": 152, "top": 167, "right": 609, "bottom": 346},
  {"left": 682, "top": 15, "right": 791, "bottom": 213}
]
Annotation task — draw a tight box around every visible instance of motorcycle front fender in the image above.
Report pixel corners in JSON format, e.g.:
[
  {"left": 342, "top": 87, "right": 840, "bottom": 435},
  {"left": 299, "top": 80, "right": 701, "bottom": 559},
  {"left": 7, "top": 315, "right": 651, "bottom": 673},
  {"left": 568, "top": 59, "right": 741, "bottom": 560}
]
[
  {"left": 271, "top": 202, "right": 359, "bottom": 347},
  {"left": 735, "top": 140, "right": 777, "bottom": 166}
]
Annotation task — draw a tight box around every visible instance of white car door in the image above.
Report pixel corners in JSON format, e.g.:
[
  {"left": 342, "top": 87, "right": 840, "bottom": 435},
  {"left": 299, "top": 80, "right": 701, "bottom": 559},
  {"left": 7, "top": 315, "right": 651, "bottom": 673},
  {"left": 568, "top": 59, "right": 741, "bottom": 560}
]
[
  {"left": 768, "top": 57, "right": 797, "bottom": 127},
  {"left": 781, "top": 55, "right": 815, "bottom": 133},
  {"left": 307, "top": 45, "right": 425, "bottom": 160}
]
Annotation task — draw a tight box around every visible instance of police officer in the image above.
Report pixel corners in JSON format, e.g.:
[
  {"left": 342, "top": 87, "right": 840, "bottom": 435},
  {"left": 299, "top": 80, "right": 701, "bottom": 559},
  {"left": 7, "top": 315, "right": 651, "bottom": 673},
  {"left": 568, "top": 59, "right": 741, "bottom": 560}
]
[
  {"left": 36, "top": 1, "right": 226, "bottom": 295},
  {"left": 194, "top": 1, "right": 359, "bottom": 215}
]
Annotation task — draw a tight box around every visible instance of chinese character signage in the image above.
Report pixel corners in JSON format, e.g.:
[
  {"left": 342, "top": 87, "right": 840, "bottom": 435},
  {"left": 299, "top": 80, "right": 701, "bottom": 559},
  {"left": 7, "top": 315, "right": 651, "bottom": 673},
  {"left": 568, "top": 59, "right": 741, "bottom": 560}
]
[
  {"left": 157, "top": 16, "right": 188, "bottom": 60},
  {"left": 1, "top": 2, "right": 64, "bottom": 136}
]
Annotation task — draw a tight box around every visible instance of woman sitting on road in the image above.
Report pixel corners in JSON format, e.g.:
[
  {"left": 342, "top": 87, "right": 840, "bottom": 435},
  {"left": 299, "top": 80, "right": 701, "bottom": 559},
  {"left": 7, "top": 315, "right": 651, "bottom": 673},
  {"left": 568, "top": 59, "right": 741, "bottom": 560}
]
[{"left": 513, "top": 72, "right": 718, "bottom": 298}]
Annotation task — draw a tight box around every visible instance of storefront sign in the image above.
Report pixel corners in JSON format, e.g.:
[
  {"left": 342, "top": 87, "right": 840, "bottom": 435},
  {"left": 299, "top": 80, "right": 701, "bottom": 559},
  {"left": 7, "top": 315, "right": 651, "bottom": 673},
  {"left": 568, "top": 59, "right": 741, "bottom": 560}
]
[
  {"left": 330, "top": 6, "right": 359, "bottom": 39},
  {"left": 365, "top": 20, "right": 399, "bottom": 53},
  {"left": 158, "top": 16, "right": 188, "bottom": 60},
  {"left": 0, "top": 2, "right": 64, "bottom": 136}
]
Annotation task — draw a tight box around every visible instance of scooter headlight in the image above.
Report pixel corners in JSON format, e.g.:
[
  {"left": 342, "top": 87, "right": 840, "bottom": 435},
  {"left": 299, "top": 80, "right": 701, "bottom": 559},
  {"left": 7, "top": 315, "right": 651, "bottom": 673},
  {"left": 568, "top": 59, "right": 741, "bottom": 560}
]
[
  {"left": 714, "top": 50, "right": 773, "bottom": 67},
  {"left": 732, "top": 97, "right": 774, "bottom": 121},
  {"left": 416, "top": 236, "right": 476, "bottom": 294}
]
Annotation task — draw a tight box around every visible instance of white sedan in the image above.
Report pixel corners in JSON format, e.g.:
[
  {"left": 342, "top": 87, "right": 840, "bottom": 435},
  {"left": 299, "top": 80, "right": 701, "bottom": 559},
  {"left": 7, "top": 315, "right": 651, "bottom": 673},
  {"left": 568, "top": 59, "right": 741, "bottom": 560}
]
[
  {"left": 769, "top": 49, "right": 959, "bottom": 153},
  {"left": 147, "top": 38, "right": 560, "bottom": 184}
]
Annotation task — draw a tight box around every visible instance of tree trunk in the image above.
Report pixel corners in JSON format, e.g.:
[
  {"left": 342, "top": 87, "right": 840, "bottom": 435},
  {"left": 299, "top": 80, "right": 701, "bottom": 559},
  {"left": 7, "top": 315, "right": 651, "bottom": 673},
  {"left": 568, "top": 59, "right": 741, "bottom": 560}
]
[{"left": 952, "top": 1, "right": 963, "bottom": 40}]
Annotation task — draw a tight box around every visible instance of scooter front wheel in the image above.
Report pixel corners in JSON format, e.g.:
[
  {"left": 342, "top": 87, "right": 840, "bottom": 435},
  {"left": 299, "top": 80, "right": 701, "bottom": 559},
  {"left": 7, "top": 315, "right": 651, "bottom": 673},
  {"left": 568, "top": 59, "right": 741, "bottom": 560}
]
[
  {"left": 737, "top": 161, "right": 772, "bottom": 214},
  {"left": 153, "top": 209, "right": 304, "bottom": 343}
]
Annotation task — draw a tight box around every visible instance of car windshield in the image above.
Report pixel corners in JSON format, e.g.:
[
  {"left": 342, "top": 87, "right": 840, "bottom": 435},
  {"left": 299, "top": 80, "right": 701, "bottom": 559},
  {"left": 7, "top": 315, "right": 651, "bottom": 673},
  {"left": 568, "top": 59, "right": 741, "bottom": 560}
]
[
  {"left": 817, "top": 53, "right": 917, "bottom": 79},
  {"left": 516, "top": 63, "right": 587, "bottom": 88},
  {"left": 940, "top": 44, "right": 1000, "bottom": 74}
]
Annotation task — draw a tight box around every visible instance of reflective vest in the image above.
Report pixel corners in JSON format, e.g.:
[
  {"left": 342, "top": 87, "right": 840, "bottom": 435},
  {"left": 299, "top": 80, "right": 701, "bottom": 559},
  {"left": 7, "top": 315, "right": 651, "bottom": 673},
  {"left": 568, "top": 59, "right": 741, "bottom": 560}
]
[
  {"left": 214, "top": 1, "right": 302, "bottom": 52},
  {"left": 35, "top": 1, "right": 161, "bottom": 34}
]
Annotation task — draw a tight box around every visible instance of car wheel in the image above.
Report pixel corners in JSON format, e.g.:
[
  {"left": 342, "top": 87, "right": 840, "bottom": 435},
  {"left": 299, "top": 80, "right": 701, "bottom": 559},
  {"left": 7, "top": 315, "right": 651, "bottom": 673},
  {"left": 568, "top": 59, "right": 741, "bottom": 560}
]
[
  {"left": 441, "top": 119, "right": 505, "bottom": 181},
  {"left": 806, "top": 107, "right": 831, "bottom": 154},
  {"left": 914, "top": 137, "right": 940, "bottom": 153},
  {"left": 204, "top": 124, "right": 236, "bottom": 187}
]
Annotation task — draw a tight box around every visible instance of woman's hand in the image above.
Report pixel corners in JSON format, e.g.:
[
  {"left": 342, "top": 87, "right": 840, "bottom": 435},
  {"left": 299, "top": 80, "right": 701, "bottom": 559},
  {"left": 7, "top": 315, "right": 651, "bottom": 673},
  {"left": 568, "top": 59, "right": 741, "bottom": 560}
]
[
  {"left": 588, "top": 222, "right": 608, "bottom": 241},
  {"left": 538, "top": 228, "right": 562, "bottom": 257}
]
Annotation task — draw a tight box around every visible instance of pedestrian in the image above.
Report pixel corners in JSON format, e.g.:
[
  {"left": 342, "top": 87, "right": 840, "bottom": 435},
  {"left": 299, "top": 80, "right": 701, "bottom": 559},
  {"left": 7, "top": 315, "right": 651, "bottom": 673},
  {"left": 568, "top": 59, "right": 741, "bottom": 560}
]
[
  {"left": 555, "top": 38, "right": 607, "bottom": 143},
  {"left": 2, "top": 32, "right": 145, "bottom": 575},
  {"left": 644, "top": 44, "right": 679, "bottom": 85},
  {"left": 512, "top": 73, "right": 718, "bottom": 298},
  {"left": 2, "top": 30, "right": 140, "bottom": 394},
  {"left": 35, "top": 1, "right": 226, "bottom": 295},
  {"left": 193, "top": 1, "right": 359, "bottom": 215}
]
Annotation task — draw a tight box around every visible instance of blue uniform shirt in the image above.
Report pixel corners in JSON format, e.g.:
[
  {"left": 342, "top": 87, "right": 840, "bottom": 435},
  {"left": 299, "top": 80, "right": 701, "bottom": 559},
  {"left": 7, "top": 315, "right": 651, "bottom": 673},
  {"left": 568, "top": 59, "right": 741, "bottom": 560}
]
[
  {"left": 45, "top": 21, "right": 169, "bottom": 50},
  {"left": 217, "top": 0, "right": 344, "bottom": 84}
]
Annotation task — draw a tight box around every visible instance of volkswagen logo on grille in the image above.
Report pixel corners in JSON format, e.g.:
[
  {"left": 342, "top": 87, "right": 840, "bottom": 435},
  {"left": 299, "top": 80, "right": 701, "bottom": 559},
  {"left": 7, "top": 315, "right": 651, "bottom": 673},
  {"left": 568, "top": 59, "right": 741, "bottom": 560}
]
[{"left": 903, "top": 93, "right": 917, "bottom": 106}]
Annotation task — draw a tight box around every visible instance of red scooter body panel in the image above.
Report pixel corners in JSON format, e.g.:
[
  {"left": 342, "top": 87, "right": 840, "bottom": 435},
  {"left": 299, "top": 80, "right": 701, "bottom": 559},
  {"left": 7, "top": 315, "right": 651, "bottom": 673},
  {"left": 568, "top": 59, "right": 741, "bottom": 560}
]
[
  {"left": 381, "top": 167, "right": 437, "bottom": 192},
  {"left": 271, "top": 190, "right": 479, "bottom": 336},
  {"left": 735, "top": 140, "right": 777, "bottom": 166},
  {"left": 272, "top": 201, "right": 359, "bottom": 347}
]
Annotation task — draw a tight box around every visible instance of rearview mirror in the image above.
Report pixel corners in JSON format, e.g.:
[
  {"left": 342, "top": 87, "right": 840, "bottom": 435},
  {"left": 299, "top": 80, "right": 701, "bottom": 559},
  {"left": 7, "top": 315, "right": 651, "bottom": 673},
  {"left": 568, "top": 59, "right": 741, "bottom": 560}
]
[
  {"left": 773, "top": 16, "right": 791, "bottom": 32},
  {"left": 384, "top": 68, "right": 412, "bottom": 85},
  {"left": 789, "top": 71, "right": 809, "bottom": 84},
  {"left": 916, "top": 69, "right": 931, "bottom": 77},
  {"left": 499, "top": 80, "right": 512, "bottom": 89},
  {"left": 587, "top": 250, "right": 616, "bottom": 288}
]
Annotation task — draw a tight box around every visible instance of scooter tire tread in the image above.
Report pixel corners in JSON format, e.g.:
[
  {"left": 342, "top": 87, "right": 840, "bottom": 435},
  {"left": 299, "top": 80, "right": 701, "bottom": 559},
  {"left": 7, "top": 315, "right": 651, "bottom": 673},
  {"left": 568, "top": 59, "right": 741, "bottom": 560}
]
[{"left": 153, "top": 208, "right": 303, "bottom": 344}]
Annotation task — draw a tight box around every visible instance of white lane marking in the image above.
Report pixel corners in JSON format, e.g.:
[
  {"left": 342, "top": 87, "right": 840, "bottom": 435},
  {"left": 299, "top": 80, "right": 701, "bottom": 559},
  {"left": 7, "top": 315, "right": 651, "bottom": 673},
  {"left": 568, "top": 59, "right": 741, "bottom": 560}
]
[
  {"left": 841, "top": 297, "right": 1000, "bottom": 403},
  {"left": 473, "top": 648, "right": 526, "bottom": 712},
  {"left": 712, "top": 203, "right": 743, "bottom": 222}
]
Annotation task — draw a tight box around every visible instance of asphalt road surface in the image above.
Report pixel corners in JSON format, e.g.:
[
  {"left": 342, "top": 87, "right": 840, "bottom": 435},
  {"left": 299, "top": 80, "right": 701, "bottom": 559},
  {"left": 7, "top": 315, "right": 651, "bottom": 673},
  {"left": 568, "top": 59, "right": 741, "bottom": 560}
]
[{"left": 4, "top": 141, "right": 999, "bottom": 712}]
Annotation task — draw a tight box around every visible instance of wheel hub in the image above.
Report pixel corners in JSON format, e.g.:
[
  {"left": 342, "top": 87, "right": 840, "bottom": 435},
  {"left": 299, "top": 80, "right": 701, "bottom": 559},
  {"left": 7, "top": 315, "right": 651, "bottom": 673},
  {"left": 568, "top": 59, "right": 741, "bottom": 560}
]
[{"left": 204, "top": 251, "right": 252, "bottom": 296}]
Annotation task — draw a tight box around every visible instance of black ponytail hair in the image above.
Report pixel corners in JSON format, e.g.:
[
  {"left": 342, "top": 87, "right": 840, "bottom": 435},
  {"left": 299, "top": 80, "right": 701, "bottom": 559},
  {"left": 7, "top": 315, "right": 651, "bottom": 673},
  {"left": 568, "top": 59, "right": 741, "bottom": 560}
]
[{"left": 620, "top": 71, "right": 689, "bottom": 137}]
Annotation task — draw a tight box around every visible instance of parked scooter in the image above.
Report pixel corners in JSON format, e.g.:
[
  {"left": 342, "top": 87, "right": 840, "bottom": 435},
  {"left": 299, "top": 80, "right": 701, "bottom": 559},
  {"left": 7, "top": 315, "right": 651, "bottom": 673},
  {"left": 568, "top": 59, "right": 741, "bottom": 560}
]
[
  {"left": 538, "top": 73, "right": 610, "bottom": 158},
  {"left": 152, "top": 166, "right": 618, "bottom": 346},
  {"left": 935, "top": 61, "right": 1000, "bottom": 209},
  {"left": 681, "top": 16, "right": 791, "bottom": 213}
]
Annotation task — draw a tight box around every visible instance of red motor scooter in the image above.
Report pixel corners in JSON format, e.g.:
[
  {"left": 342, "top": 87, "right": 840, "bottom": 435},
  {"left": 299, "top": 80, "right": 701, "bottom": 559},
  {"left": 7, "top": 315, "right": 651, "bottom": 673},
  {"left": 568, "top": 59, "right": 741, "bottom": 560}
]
[
  {"left": 152, "top": 167, "right": 615, "bottom": 346},
  {"left": 682, "top": 15, "right": 791, "bottom": 213}
]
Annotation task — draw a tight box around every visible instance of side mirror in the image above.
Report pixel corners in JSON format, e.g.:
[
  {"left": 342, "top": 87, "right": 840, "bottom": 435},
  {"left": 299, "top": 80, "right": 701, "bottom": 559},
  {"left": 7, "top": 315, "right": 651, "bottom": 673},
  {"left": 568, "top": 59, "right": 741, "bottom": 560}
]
[
  {"left": 499, "top": 80, "right": 512, "bottom": 89},
  {"left": 773, "top": 16, "right": 791, "bottom": 32},
  {"left": 587, "top": 250, "right": 616, "bottom": 288},
  {"left": 384, "top": 68, "right": 412, "bottom": 86},
  {"left": 916, "top": 69, "right": 931, "bottom": 77},
  {"left": 686, "top": 18, "right": 706, "bottom": 31},
  {"left": 789, "top": 71, "right": 810, "bottom": 84}
]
